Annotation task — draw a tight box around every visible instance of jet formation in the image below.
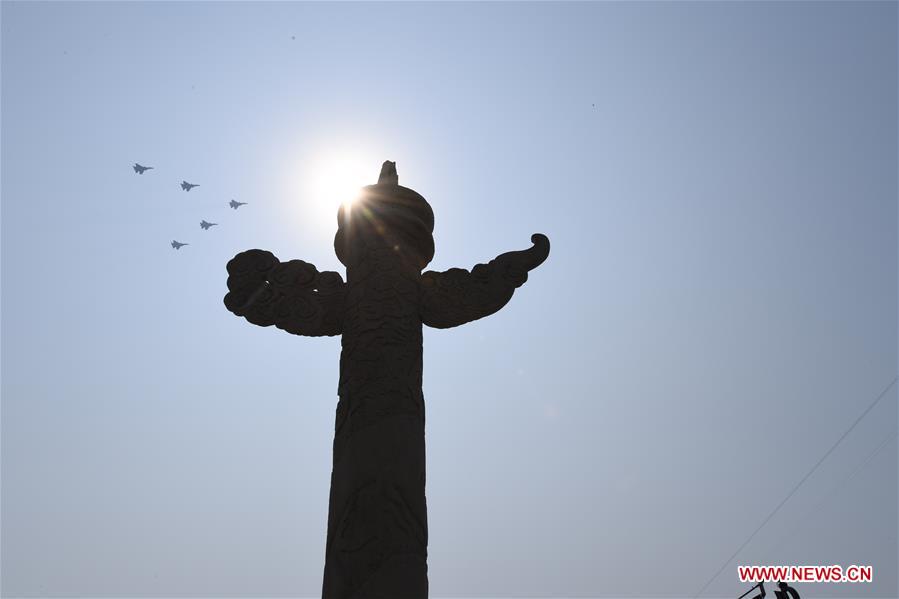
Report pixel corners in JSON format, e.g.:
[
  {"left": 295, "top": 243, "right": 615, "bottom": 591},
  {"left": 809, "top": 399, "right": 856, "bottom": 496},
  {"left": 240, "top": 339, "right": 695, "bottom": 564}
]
[{"left": 134, "top": 164, "right": 247, "bottom": 249}]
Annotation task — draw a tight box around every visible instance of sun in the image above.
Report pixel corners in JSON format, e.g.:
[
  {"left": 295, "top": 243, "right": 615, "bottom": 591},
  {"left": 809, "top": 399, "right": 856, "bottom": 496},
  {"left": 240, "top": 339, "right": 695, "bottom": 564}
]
[
  {"left": 307, "top": 151, "right": 374, "bottom": 215},
  {"left": 295, "top": 146, "right": 382, "bottom": 238}
]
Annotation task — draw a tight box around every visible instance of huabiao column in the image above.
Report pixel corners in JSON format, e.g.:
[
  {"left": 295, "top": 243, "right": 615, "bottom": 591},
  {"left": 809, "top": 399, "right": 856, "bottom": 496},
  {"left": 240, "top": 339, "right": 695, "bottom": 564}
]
[{"left": 224, "top": 161, "right": 549, "bottom": 598}]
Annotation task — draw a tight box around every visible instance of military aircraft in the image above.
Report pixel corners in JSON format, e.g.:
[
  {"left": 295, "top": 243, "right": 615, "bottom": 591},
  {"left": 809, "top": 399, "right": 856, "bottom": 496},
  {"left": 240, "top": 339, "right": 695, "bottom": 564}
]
[
  {"left": 229, "top": 200, "right": 247, "bottom": 209},
  {"left": 171, "top": 240, "right": 189, "bottom": 250},
  {"left": 200, "top": 220, "right": 218, "bottom": 230},
  {"left": 133, "top": 163, "right": 154, "bottom": 174},
  {"left": 181, "top": 181, "right": 199, "bottom": 191}
]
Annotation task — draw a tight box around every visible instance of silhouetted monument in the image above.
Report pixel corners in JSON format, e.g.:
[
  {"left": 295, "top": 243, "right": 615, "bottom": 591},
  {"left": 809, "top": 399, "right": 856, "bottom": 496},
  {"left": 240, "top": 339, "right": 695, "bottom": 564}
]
[
  {"left": 738, "top": 581, "right": 800, "bottom": 599},
  {"left": 224, "top": 162, "right": 550, "bottom": 598},
  {"left": 774, "top": 582, "right": 800, "bottom": 599}
]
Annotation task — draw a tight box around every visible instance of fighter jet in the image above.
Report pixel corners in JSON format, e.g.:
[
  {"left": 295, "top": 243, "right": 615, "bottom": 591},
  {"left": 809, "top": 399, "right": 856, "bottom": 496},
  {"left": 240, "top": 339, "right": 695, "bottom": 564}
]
[
  {"left": 171, "top": 240, "right": 188, "bottom": 250},
  {"left": 229, "top": 200, "right": 247, "bottom": 209},
  {"left": 200, "top": 220, "right": 218, "bottom": 230},
  {"left": 133, "top": 163, "right": 154, "bottom": 174},
  {"left": 181, "top": 181, "right": 199, "bottom": 192}
]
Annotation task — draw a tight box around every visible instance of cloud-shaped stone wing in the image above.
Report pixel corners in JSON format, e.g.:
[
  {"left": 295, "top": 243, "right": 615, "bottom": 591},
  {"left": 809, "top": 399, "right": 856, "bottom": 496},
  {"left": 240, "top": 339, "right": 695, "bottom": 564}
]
[
  {"left": 419, "top": 233, "right": 549, "bottom": 329},
  {"left": 224, "top": 249, "right": 346, "bottom": 337}
]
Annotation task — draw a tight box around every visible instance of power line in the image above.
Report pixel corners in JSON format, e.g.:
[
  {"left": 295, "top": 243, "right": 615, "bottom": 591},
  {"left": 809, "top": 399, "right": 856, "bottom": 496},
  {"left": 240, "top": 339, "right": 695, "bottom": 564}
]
[
  {"left": 693, "top": 375, "right": 898, "bottom": 598},
  {"left": 767, "top": 427, "right": 897, "bottom": 555}
]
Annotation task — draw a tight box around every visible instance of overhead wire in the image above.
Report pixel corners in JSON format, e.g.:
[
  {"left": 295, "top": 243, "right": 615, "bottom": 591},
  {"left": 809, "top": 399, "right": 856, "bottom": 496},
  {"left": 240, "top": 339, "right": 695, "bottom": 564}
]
[
  {"left": 693, "top": 376, "right": 898, "bottom": 598},
  {"left": 766, "top": 427, "right": 897, "bottom": 555}
]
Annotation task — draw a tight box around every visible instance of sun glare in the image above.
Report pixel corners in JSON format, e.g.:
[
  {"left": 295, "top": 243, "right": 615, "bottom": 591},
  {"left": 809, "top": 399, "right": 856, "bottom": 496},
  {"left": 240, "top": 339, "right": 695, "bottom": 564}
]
[
  {"left": 297, "top": 147, "right": 381, "bottom": 237},
  {"left": 308, "top": 152, "right": 374, "bottom": 214}
]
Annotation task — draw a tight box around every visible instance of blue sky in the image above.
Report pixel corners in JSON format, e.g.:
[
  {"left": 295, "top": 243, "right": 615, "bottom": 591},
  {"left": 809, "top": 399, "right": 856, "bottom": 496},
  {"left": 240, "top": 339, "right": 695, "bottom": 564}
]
[{"left": 2, "top": 2, "right": 896, "bottom": 598}]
